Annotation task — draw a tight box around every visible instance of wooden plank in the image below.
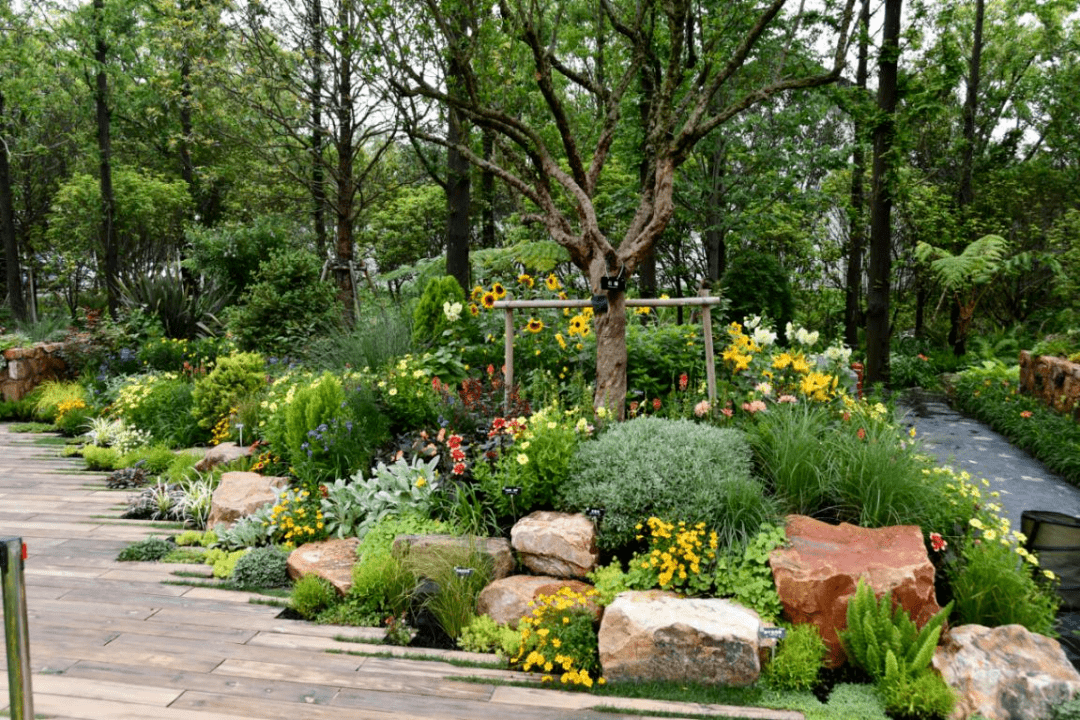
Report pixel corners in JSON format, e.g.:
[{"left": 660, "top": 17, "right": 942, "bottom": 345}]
[
  {"left": 30, "top": 694, "right": 260, "bottom": 720},
  {"left": 30, "top": 610, "right": 259, "bottom": 644},
  {"left": 330, "top": 685, "right": 565, "bottom": 720},
  {"left": 169, "top": 690, "right": 416, "bottom": 720},
  {"left": 31, "top": 673, "right": 183, "bottom": 705}
]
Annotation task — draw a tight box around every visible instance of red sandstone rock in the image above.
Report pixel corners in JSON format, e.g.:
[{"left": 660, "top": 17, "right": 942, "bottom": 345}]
[
  {"left": 770, "top": 514, "right": 941, "bottom": 667},
  {"left": 287, "top": 538, "right": 361, "bottom": 595}
]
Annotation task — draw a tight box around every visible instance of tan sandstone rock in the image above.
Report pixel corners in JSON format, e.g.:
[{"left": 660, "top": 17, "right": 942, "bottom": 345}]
[
  {"left": 476, "top": 575, "right": 599, "bottom": 627},
  {"left": 598, "top": 591, "right": 763, "bottom": 686},
  {"left": 934, "top": 624, "right": 1080, "bottom": 720},
  {"left": 510, "top": 511, "right": 598, "bottom": 578},
  {"left": 207, "top": 471, "right": 289, "bottom": 529},
  {"left": 391, "top": 534, "right": 515, "bottom": 580},
  {"left": 770, "top": 514, "right": 940, "bottom": 667},
  {"left": 194, "top": 442, "right": 253, "bottom": 472},
  {"left": 287, "top": 538, "right": 361, "bottom": 595}
]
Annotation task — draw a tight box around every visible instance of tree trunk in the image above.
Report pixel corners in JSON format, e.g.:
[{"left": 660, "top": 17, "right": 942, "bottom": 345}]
[
  {"left": 480, "top": 129, "right": 496, "bottom": 248},
  {"left": 843, "top": 0, "right": 870, "bottom": 350},
  {"left": 94, "top": 0, "right": 120, "bottom": 319},
  {"left": 593, "top": 288, "right": 627, "bottom": 418},
  {"left": 951, "top": 0, "right": 983, "bottom": 357},
  {"left": 445, "top": 107, "right": 471, "bottom": 291},
  {"left": 704, "top": 148, "right": 726, "bottom": 284},
  {"left": 310, "top": 0, "right": 328, "bottom": 258},
  {"left": 0, "top": 90, "right": 26, "bottom": 322},
  {"left": 864, "top": 0, "right": 902, "bottom": 387},
  {"left": 333, "top": 0, "right": 355, "bottom": 324}
]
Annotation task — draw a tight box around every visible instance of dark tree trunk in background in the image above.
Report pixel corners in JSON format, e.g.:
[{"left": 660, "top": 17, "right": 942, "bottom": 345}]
[
  {"left": 843, "top": 0, "right": 870, "bottom": 350},
  {"left": 865, "top": 0, "right": 902, "bottom": 387},
  {"left": 333, "top": 0, "right": 356, "bottom": 323},
  {"left": 94, "top": 0, "right": 120, "bottom": 319},
  {"left": 480, "top": 129, "right": 496, "bottom": 248},
  {"left": 0, "top": 90, "right": 26, "bottom": 322},
  {"left": 309, "top": 0, "right": 328, "bottom": 257},
  {"left": 951, "top": 0, "right": 984, "bottom": 356},
  {"left": 445, "top": 108, "right": 471, "bottom": 291}
]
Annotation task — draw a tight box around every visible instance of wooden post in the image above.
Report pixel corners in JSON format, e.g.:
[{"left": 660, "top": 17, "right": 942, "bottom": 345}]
[
  {"left": 702, "top": 304, "right": 717, "bottom": 406},
  {"left": 503, "top": 306, "right": 515, "bottom": 412}
]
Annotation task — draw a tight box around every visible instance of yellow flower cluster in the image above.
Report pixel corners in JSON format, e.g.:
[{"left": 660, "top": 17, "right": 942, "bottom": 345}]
[
  {"left": 636, "top": 517, "right": 718, "bottom": 592},
  {"left": 112, "top": 372, "right": 180, "bottom": 416},
  {"left": 56, "top": 398, "right": 88, "bottom": 425},
  {"left": 721, "top": 322, "right": 760, "bottom": 371},
  {"left": 210, "top": 408, "right": 237, "bottom": 446},
  {"left": 265, "top": 489, "right": 326, "bottom": 547},
  {"left": 512, "top": 586, "right": 604, "bottom": 687}
]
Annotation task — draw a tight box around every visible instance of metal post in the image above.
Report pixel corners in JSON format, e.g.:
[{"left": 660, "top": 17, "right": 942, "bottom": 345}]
[{"left": 1, "top": 537, "right": 33, "bottom": 720}]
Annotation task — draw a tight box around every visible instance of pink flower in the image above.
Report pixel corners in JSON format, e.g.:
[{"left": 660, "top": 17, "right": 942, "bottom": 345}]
[
  {"left": 1020, "top": 410, "right": 1033, "bottom": 418},
  {"left": 777, "top": 395, "right": 797, "bottom": 404},
  {"left": 693, "top": 400, "right": 711, "bottom": 417},
  {"left": 742, "top": 400, "right": 767, "bottom": 414},
  {"left": 929, "top": 532, "right": 947, "bottom": 552},
  {"left": 721, "top": 407, "right": 734, "bottom": 418}
]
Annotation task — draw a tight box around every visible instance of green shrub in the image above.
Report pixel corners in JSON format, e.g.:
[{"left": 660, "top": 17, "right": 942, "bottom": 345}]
[
  {"left": 475, "top": 405, "right": 582, "bottom": 517},
  {"left": 560, "top": 417, "right": 775, "bottom": 552},
  {"left": 749, "top": 403, "right": 834, "bottom": 515},
  {"left": 880, "top": 666, "right": 956, "bottom": 719},
  {"left": 457, "top": 614, "right": 521, "bottom": 657},
  {"left": 625, "top": 323, "right": 706, "bottom": 401},
  {"left": 721, "top": 253, "right": 794, "bottom": 341},
  {"left": 321, "top": 457, "right": 440, "bottom": 540},
  {"left": 282, "top": 372, "right": 346, "bottom": 471},
  {"left": 120, "top": 444, "right": 179, "bottom": 475},
  {"left": 82, "top": 445, "right": 122, "bottom": 471},
  {"left": 32, "top": 381, "right": 88, "bottom": 422},
  {"left": 839, "top": 578, "right": 952, "bottom": 682},
  {"left": 175, "top": 529, "right": 217, "bottom": 547},
  {"left": 55, "top": 398, "right": 94, "bottom": 436},
  {"left": 111, "top": 372, "right": 204, "bottom": 447},
  {"left": 231, "top": 545, "right": 290, "bottom": 587},
  {"left": 412, "top": 275, "right": 467, "bottom": 347},
  {"left": 190, "top": 352, "right": 266, "bottom": 431},
  {"left": 948, "top": 531, "right": 1059, "bottom": 635},
  {"left": 712, "top": 524, "right": 787, "bottom": 621},
  {"left": 226, "top": 249, "right": 342, "bottom": 355},
  {"left": 817, "top": 683, "right": 889, "bottom": 720},
  {"left": 763, "top": 623, "right": 827, "bottom": 692},
  {"left": 204, "top": 548, "right": 248, "bottom": 578},
  {"left": 117, "top": 536, "right": 174, "bottom": 562},
  {"left": 344, "top": 547, "right": 415, "bottom": 626},
  {"left": 303, "top": 302, "right": 413, "bottom": 372},
  {"left": 376, "top": 354, "right": 441, "bottom": 433},
  {"left": 402, "top": 543, "right": 492, "bottom": 640},
  {"left": 586, "top": 560, "right": 653, "bottom": 606},
  {"left": 1051, "top": 696, "right": 1080, "bottom": 720},
  {"left": 291, "top": 575, "right": 340, "bottom": 620},
  {"left": 183, "top": 215, "right": 295, "bottom": 295}
]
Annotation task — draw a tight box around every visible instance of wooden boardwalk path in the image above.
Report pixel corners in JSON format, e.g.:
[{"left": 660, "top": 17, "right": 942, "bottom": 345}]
[{"left": 0, "top": 425, "right": 800, "bottom": 720}]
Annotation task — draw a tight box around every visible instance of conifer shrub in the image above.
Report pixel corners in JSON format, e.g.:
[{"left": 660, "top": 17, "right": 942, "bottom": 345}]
[
  {"left": 411, "top": 275, "right": 467, "bottom": 347},
  {"left": 190, "top": 352, "right": 266, "bottom": 430},
  {"left": 721, "top": 253, "right": 794, "bottom": 340}
]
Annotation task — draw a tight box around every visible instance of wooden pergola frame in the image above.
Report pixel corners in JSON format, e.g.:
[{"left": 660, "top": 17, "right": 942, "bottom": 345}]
[{"left": 492, "top": 296, "right": 724, "bottom": 412}]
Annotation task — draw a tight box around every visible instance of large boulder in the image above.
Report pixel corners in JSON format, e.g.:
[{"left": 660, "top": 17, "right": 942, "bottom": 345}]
[
  {"left": 207, "top": 471, "right": 288, "bottom": 529},
  {"left": 510, "top": 511, "right": 598, "bottom": 578},
  {"left": 194, "top": 442, "right": 253, "bottom": 472},
  {"left": 392, "top": 534, "right": 515, "bottom": 580},
  {"left": 476, "top": 575, "right": 599, "bottom": 627},
  {"left": 770, "top": 514, "right": 940, "bottom": 667},
  {"left": 598, "top": 590, "right": 762, "bottom": 686},
  {"left": 934, "top": 624, "right": 1080, "bottom": 720},
  {"left": 287, "top": 538, "right": 361, "bottom": 595}
]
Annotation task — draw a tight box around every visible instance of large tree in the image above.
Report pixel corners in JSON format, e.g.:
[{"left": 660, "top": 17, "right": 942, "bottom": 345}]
[{"left": 370, "top": 0, "right": 855, "bottom": 414}]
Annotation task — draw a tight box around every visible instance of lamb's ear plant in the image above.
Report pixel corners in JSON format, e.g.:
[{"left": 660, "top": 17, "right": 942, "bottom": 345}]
[{"left": 838, "top": 577, "right": 952, "bottom": 681}]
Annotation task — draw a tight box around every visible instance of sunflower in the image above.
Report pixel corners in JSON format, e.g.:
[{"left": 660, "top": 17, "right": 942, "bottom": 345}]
[
  {"left": 518, "top": 274, "right": 535, "bottom": 288},
  {"left": 526, "top": 318, "right": 544, "bottom": 333},
  {"left": 568, "top": 316, "right": 586, "bottom": 336},
  {"left": 471, "top": 285, "right": 484, "bottom": 301},
  {"left": 545, "top": 274, "right": 562, "bottom": 291},
  {"left": 469, "top": 303, "right": 480, "bottom": 316},
  {"left": 492, "top": 282, "right": 507, "bottom": 299},
  {"left": 481, "top": 292, "right": 497, "bottom": 309}
]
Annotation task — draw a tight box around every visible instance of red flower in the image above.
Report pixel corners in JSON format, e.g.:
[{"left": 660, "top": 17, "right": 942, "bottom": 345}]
[
  {"left": 678, "top": 373, "right": 688, "bottom": 391},
  {"left": 432, "top": 376, "right": 442, "bottom": 391},
  {"left": 857, "top": 427, "right": 866, "bottom": 440},
  {"left": 452, "top": 462, "right": 466, "bottom": 475},
  {"left": 492, "top": 417, "right": 506, "bottom": 431},
  {"left": 451, "top": 447, "right": 466, "bottom": 462},
  {"left": 487, "top": 364, "right": 495, "bottom": 376},
  {"left": 652, "top": 398, "right": 662, "bottom": 411},
  {"left": 447, "top": 434, "right": 463, "bottom": 448},
  {"left": 929, "top": 532, "right": 947, "bottom": 552},
  {"left": 1020, "top": 410, "right": 1033, "bottom": 418}
]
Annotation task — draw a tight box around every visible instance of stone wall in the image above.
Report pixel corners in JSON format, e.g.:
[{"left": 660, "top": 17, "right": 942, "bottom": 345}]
[
  {"left": 1019, "top": 350, "right": 1080, "bottom": 421},
  {"left": 1, "top": 343, "right": 71, "bottom": 402}
]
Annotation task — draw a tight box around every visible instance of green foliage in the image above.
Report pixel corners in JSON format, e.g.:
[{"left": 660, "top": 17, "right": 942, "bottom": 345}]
[
  {"left": 120, "top": 444, "right": 180, "bottom": 475},
  {"left": 915, "top": 234, "right": 1009, "bottom": 292},
  {"left": 721, "top": 253, "right": 794, "bottom": 340},
  {"left": 321, "top": 457, "right": 440, "bottom": 540},
  {"left": 412, "top": 275, "right": 467, "bottom": 347},
  {"left": 183, "top": 215, "right": 296, "bottom": 295},
  {"left": 890, "top": 351, "right": 940, "bottom": 390},
  {"left": 54, "top": 399, "right": 93, "bottom": 436},
  {"left": 190, "top": 352, "right": 266, "bottom": 430},
  {"left": 117, "top": 536, "right": 174, "bottom": 562},
  {"left": 282, "top": 373, "right": 346, "bottom": 474},
  {"left": 814, "top": 683, "right": 889, "bottom": 720},
  {"left": 175, "top": 529, "right": 217, "bottom": 548},
  {"left": 512, "top": 586, "right": 602, "bottom": 687},
  {"left": 32, "top": 381, "right": 88, "bottom": 422},
  {"left": 712, "top": 524, "right": 788, "bottom": 621},
  {"left": 226, "top": 249, "right": 342, "bottom": 355},
  {"left": 457, "top": 614, "right": 522, "bottom": 657},
  {"left": 948, "top": 530, "right": 1059, "bottom": 635},
  {"left": 212, "top": 502, "right": 277, "bottom": 550},
  {"left": 879, "top": 667, "right": 956, "bottom": 719},
  {"left": 137, "top": 336, "right": 227, "bottom": 373},
  {"left": 763, "top": 624, "right": 827, "bottom": 692},
  {"left": 82, "top": 445, "right": 122, "bottom": 471},
  {"left": 344, "top": 544, "right": 415, "bottom": 627},
  {"left": 625, "top": 323, "right": 706, "bottom": 401},
  {"left": 110, "top": 372, "right": 204, "bottom": 447},
  {"left": 231, "top": 545, "right": 290, "bottom": 588},
  {"left": 476, "top": 406, "right": 582, "bottom": 517},
  {"left": 402, "top": 543, "right": 493, "bottom": 640},
  {"left": 120, "top": 268, "right": 231, "bottom": 340},
  {"left": 586, "top": 560, "right": 653, "bottom": 606},
  {"left": 291, "top": 575, "right": 340, "bottom": 620},
  {"left": 376, "top": 354, "right": 441, "bottom": 433},
  {"left": 204, "top": 548, "right": 248, "bottom": 579},
  {"left": 303, "top": 301, "right": 413, "bottom": 372},
  {"left": 560, "top": 417, "right": 775, "bottom": 552},
  {"left": 1051, "top": 696, "right": 1080, "bottom": 720},
  {"left": 838, "top": 578, "right": 952, "bottom": 682}
]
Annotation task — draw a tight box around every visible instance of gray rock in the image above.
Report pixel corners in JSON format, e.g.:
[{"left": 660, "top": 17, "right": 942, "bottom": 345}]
[
  {"left": 510, "top": 511, "right": 598, "bottom": 578},
  {"left": 207, "top": 471, "right": 288, "bottom": 529}
]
